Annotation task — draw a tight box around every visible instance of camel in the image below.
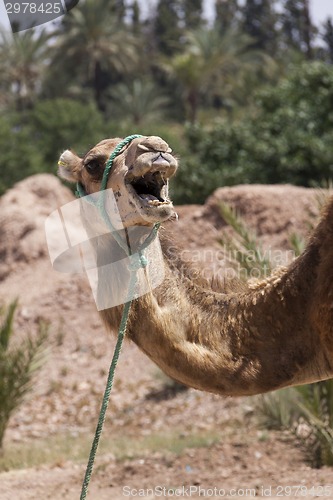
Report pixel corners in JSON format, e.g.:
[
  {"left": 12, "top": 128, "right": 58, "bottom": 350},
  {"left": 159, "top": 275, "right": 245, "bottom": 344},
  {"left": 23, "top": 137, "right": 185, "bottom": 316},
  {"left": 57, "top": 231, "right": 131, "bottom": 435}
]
[{"left": 58, "top": 135, "right": 333, "bottom": 397}]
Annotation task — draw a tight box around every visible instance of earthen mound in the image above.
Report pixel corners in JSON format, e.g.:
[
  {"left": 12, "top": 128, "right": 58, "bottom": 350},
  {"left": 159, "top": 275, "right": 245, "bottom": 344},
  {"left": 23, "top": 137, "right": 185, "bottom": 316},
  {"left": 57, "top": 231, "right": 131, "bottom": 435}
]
[{"left": 0, "top": 175, "right": 73, "bottom": 280}]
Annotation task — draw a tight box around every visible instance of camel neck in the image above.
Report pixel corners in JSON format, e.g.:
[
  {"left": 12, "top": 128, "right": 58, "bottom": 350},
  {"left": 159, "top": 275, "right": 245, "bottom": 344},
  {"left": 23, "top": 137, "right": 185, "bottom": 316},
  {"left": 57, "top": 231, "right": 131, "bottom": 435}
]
[{"left": 101, "top": 201, "right": 333, "bottom": 396}]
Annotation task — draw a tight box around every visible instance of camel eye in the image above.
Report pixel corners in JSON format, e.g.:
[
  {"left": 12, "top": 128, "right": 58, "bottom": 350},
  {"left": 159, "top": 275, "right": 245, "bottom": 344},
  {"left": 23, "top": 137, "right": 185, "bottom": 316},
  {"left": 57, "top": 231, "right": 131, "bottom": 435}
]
[
  {"left": 84, "top": 158, "right": 105, "bottom": 179},
  {"left": 85, "top": 159, "right": 100, "bottom": 172}
]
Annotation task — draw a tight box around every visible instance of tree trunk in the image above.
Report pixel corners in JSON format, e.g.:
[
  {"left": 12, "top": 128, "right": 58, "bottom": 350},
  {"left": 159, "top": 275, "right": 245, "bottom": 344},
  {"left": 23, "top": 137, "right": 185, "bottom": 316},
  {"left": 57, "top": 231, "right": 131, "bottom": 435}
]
[
  {"left": 187, "top": 89, "right": 198, "bottom": 123},
  {"left": 303, "top": 0, "right": 313, "bottom": 60},
  {"left": 94, "top": 60, "right": 105, "bottom": 112}
]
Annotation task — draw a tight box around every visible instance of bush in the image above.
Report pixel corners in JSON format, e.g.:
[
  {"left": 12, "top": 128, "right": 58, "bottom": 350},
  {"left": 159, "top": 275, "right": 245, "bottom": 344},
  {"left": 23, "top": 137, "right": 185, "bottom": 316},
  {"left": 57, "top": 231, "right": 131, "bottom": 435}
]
[
  {"left": 179, "top": 62, "right": 333, "bottom": 203},
  {"left": 27, "top": 98, "right": 106, "bottom": 165},
  {"left": 249, "top": 61, "right": 333, "bottom": 185},
  {"left": 296, "top": 381, "right": 333, "bottom": 468},
  {"left": 0, "top": 114, "right": 43, "bottom": 195},
  {"left": 0, "top": 99, "right": 107, "bottom": 194},
  {"left": 0, "top": 301, "right": 48, "bottom": 448},
  {"left": 254, "top": 382, "right": 333, "bottom": 468},
  {"left": 172, "top": 121, "right": 251, "bottom": 204}
]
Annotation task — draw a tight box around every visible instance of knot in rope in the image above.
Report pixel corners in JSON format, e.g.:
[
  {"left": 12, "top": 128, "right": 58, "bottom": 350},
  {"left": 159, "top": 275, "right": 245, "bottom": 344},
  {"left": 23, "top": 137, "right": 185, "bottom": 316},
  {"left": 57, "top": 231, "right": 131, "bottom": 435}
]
[{"left": 128, "top": 252, "right": 148, "bottom": 272}]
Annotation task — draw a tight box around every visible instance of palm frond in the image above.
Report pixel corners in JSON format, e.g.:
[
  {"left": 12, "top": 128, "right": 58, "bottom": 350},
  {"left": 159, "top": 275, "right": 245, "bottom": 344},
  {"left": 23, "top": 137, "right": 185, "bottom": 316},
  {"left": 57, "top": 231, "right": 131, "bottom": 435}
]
[
  {"left": 0, "top": 299, "right": 18, "bottom": 351},
  {"left": 0, "top": 303, "right": 48, "bottom": 448},
  {"left": 219, "top": 201, "right": 272, "bottom": 278}
]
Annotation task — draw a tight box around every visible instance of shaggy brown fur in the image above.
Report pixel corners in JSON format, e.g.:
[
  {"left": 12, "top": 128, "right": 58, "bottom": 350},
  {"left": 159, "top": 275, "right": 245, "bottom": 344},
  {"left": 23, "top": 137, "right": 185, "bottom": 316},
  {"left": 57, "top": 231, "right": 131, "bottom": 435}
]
[{"left": 58, "top": 136, "right": 333, "bottom": 396}]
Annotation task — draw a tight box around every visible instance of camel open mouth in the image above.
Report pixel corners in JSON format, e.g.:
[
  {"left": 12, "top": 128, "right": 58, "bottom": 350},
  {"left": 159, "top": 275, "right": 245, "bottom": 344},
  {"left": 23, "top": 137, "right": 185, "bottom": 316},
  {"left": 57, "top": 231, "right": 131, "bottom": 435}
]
[{"left": 128, "top": 171, "right": 171, "bottom": 207}]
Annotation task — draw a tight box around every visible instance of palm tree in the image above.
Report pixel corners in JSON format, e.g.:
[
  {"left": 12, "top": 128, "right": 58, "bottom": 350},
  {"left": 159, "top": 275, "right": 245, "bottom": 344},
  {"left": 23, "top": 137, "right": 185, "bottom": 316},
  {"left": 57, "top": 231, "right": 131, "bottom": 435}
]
[
  {"left": 108, "top": 79, "right": 170, "bottom": 125},
  {"left": 0, "top": 29, "right": 50, "bottom": 111},
  {"left": 54, "top": 0, "right": 139, "bottom": 110},
  {"left": 165, "top": 27, "right": 275, "bottom": 122}
]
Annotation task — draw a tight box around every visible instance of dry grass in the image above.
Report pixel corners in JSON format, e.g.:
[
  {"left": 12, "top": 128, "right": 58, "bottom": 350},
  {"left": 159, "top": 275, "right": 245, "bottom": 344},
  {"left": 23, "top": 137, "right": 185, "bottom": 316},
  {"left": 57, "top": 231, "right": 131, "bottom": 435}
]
[{"left": 0, "top": 428, "right": 221, "bottom": 472}]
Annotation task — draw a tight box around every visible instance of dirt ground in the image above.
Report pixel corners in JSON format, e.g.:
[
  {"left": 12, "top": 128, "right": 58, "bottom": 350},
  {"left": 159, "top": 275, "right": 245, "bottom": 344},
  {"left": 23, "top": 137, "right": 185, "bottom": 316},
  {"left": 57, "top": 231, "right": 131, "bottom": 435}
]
[
  {"left": 1, "top": 431, "right": 333, "bottom": 499},
  {"left": 0, "top": 175, "right": 332, "bottom": 499}
]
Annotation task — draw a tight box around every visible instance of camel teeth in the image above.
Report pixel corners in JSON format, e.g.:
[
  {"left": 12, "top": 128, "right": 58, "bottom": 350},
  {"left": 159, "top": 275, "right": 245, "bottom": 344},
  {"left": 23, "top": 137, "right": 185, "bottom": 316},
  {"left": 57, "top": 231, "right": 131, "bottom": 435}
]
[{"left": 148, "top": 199, "right": 170, "bottom": 206}]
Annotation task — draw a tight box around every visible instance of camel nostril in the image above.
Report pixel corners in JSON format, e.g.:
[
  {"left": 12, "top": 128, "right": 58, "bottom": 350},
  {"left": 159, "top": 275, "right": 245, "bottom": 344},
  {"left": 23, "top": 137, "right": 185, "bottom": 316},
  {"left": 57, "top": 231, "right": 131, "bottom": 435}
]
[{"left": 152, "top": 153, "right": 170, "bottom": 169}]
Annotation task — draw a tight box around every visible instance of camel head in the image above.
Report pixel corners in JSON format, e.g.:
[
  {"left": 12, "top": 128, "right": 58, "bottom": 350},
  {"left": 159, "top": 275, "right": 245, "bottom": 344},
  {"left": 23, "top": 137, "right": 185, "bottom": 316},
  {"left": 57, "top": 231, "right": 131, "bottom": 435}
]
[{"left": 58, "top": 135, "right": 178, "bottom": 227}]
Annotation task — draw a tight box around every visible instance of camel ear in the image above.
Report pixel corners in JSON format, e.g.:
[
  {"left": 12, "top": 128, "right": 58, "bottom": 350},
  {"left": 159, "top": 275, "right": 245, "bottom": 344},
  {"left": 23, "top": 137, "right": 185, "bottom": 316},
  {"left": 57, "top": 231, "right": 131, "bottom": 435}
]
[{"left": 58, "top": 150, "right": 81, "bottom": 182}]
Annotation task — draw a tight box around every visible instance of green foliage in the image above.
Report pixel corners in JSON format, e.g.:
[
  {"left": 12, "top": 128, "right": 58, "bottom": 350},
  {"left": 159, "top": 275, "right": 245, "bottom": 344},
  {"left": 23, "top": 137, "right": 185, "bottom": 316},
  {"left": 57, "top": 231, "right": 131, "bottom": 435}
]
[
  {"left": 52, "top": 0, "right": 138, "bottom": 110},
  {"left": 0, "top": 114, "right": 43, "bottom": 195},
  {"left": 0, "top": 0, "right": 332, "bottom": 200},
  {"left": 174, "top": 119, "right": 250, "bottom": 203},
  {"left": 181, "top": 61, "right": 333, "bottom": 202},
  {"left": 0, "top": 29, "right": 51, "bottom": 110},
  {"left": 296, "top": 382, "right": 333, "bottom": 467},
  {"left": 254, "top": 381, "right": 333, "bottom": 468},
  {"left": 289, "top": 232, "right": 306, "bottom": 257},
  {"left": 0, "top": 99, "right": 106, "bottom": 194},
  {"left": 182, "top": 0, "right": 203, "bottom": 30},
  {"left": 0, "top": 302, "right": 17, "bottom": 351},
  {"left": 130, "top": 0, "right": 141, "bottom": 34},
  {"left": 166, "top": 27, "right": 269, "bottom": 123},
  {"left": 219, "top": 202, "right": 272, "bottom": 278},
  {"left": 322, "top": 18, "right": 333, "bottom": 63},
  {"left": 281, "top": 0, "right": 315, "bottom": 59},
  {"left": 172, "top": 155, "right": 221, "bottom": 205},
  {"left": 254, "top": 388, "right": 300, "bottom": 430},
  {"left": 111, "top": 0, "right": 126, "bottom": 23},
  {"left": 215, "top": 0, "right": 239, "bottom": 34},
  {"left": 250, "top": 61, "right": 333, "bottom": 184},
  {"left": 153, "top": 0, "right": 184, "bottom": 56},
  {"left": 27, "top": 98, "right": 106, "bottom": 165},
  {"left": 0, "top": 301, "right": 48, "bottom": 448},
  {"left": 108, "top": 79, "right": 170, "bottom": 126},
  {"left": 242, "top": 0, "right": 279, "bottom": 54}
]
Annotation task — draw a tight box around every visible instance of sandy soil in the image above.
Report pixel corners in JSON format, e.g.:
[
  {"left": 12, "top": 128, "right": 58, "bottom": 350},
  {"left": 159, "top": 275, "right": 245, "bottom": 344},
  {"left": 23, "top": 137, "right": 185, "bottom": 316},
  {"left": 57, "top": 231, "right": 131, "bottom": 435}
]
[{"left": 0, "top": 175, "right": 332, "bottom": 499}]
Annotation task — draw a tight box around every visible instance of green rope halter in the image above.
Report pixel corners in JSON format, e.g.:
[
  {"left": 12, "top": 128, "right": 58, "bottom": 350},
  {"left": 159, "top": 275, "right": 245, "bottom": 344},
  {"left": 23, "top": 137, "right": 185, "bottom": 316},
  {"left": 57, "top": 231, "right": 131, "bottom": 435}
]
[{"left": 78, "top": 135, "right": 161, "bottom": 500}]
